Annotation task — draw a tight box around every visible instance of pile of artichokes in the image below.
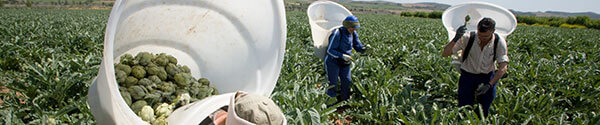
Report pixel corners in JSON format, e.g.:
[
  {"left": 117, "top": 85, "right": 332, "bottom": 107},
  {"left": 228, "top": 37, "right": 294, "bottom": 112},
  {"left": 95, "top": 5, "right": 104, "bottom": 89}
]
[{"left": 115, "top": 52, "right": 218, "bottom": 124}]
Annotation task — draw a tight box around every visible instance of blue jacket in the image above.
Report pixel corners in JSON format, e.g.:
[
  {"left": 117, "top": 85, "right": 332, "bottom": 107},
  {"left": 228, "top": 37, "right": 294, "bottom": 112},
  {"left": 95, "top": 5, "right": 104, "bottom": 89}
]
[{"left": 326, "top": 27, "right": 366, "bottom": 60}]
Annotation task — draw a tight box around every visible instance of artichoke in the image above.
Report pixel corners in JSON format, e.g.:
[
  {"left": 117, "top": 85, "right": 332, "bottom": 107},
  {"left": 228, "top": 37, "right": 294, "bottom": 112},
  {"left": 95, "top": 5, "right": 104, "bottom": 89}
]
[
  {"left": 135, "top": 52, "right": 154, "bottom": 66},
  {"left": 146, "top": 65, "right": 161, "bottom": 76},
  {"left": 153, "top": 54, "right": 169, "bottom": 66},
  {"left": 166, "top": 55, "right": 177, "bottom": 64},
  {"left": 154, "top": 103, "right": 173, "bottom": 117},
  {"left": 156, "top": 67, "right": 168, "bottom": 81},
  {"left": 166, "top": 95, "right": 178, "bottom": 103},
  {"left": 144, "top": 92, "right": 162, "bottom": 105},
  {"left": 166, "top": 63, "right": 181, "bottom": 78},
  {"left": 138, "top": 78, "right": 152, "bottom": 86},
  {"left": 190, "top": 81, "right": 202, "bottom": 88},
  {"left": 139, "top": 106, "right": 155, "bottom": 122},
  {"left": 195, "top": 86, "right": 211, "bottom": 99},
  {"left": 115, "top": 70, "right": 127, "bottom": 83},
  {"left": 465, "top": 15, "right": 471, "bottom": 24},
  {"left": 189, "top": 86, "right": 201, "bottom": 98},
  {"left": 124, "top": 76, "right": 138, "bottom": 87},
  {"left": 152, "top": 116, "right": 168, "bottom": 125},
  {"left": 211, "top": 86, "right": 219, "bottom": 95},
  {"left": 179, "top": 93, "right": 191, "bottom": 106},
  {"left": 119, "top": 86, "right": 128, "bottom": 92},
  {"left": 148, "top": 75, "right": 161, "bottom": 84},
  {"left": 198, "top": 78, "right": 210, "bottom": 86},
  {"left": 46, "top": 117, "right": 56, "bottom": 125},
  {"left": 175, "top": 89, "right": 189, "bottom": 97},
  {"left": 119, "top": 53, "right": 134, "bottom": 65},
  {"left": 158, "top": 82, "right": 176, "bottom": 94},
  {"left": 180, "top": 65, "right": 191, "bottom": 73},
  {"left": 131, "top": 66, "right": 146, "bottom": 79},
  {"left": 128, "top": 85, "right": 147, "bottom": 100},
  {"left": 174, "top": 73, "right": 192, "bottom": 86},
  {"left": 120, "top": 90, "right": 132, "bottom": 106},
  {"left": 115, "top": 64, "right": 132, "bottom": 75},
  {"left": 131, "top": 100, "right": 147, "bottom": 113}
]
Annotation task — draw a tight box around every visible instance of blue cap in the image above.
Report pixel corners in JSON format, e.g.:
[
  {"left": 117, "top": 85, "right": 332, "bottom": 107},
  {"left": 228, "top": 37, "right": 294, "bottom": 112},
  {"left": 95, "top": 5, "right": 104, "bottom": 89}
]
[
  {"left": 343, "top": 15, "right": 360, "bottom": 28},
  {"left": 344, "top": 15, "right": 359, "bottom": 22}
]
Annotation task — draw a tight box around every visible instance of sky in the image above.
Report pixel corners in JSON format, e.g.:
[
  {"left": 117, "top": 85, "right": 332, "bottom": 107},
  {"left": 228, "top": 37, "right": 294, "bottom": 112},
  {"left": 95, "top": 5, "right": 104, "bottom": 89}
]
[{"left": 355, "top": 0, "right": 600, "bottom": 14}]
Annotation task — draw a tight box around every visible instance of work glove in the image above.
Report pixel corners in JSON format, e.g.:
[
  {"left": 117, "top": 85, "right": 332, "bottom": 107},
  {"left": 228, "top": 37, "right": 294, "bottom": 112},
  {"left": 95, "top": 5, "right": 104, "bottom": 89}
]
[
  {"left": 474, "top": 83, "right": 491, "bottom": 96},
  {"left": 342, "top": 54, "right": 353, "bottom": 62},
  {"left": 342, "top": 54, "right": 353, "bottom": 65},
  {"left": 452, "top": 25, "right": 467, "bottom": 42},
  {"left": 363, "top": 44, "right": 371, "bottom": 52}
]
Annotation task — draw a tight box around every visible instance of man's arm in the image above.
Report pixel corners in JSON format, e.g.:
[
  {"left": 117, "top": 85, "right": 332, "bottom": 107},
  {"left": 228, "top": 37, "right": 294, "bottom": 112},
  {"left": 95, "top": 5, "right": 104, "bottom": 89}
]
[
  {"left": 442, "top": 41, "right": 457, "bottom": 57},
  {"left": 352, "top": 32, "right": 366, "bottom": 53},
  {"left": 489, "top": 62, "right": 507, "bottom": 86},
  {"left": 443, "top": 25, "right": 467, "bottom": 57}
]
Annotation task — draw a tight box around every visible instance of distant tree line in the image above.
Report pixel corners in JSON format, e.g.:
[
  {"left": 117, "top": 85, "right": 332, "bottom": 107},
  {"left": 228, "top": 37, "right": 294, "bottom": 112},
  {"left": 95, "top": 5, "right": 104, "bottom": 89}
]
[
  {"left": 400, "top": 11, "right": 443, "bottom": 19},
  {"left": 400, "top": 11, "right": 600, "bottom": 30},
  {"left": 517, "top": 15, "right": 600, "bottom": 29}
]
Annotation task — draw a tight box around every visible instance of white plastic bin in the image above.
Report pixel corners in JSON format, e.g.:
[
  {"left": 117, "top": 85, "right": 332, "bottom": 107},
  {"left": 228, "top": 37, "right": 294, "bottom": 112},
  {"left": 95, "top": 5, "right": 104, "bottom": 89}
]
[
  {"left": 442, "top": 2, "right": 517, "bottom": 41},
  {"left": 87, "top": 0, "right": 287, "bottom": 124},
  {"left": 307, "top": 1, "right": 352, "bottom": 60},
  {"left": 442, "top": 2, "right": 517, "bottom": 71}
]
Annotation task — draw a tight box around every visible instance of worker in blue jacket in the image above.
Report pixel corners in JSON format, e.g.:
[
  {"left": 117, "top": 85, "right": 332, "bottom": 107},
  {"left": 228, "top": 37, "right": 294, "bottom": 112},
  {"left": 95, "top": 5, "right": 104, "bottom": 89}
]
[{"left": 325, "top": 15, "right": 368, "bottom": 103}]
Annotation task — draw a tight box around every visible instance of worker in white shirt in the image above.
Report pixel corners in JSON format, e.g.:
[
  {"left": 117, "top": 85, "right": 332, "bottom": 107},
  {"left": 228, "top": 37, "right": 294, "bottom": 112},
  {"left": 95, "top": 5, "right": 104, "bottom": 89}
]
[{"left": 442, "top": 17, "right": 509, "bottom": 117}]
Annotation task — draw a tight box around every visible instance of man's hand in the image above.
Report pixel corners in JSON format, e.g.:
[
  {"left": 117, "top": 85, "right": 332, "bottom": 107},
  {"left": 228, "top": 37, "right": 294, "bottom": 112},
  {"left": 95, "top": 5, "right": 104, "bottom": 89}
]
[
  {"left": 213, "top": 110, "right": 227, "bottom": 125},
  {"left": 452, "top": 25, "right": 467, "bottom": 42},
  {"left": 475, "top": 83, "right": 491, "bottom": 96},
  {"left": 342, "top": 54, "right": 353, "bottom": 62},
  {"left": 364, "top": 44, "right": 371, "bottom": 51}
]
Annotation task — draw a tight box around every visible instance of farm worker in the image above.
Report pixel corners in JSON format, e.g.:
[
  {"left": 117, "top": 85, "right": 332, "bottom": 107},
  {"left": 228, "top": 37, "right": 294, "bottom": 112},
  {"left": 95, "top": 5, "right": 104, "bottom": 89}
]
[
  {"left": 441, "top": 17, "right": 509, "bottom": 117},
  {"left": 201, "top": 91, "right": 285, "bottom": 125},
  {"left": 324, "top": 15, "right": 368, "bottom": 103}
]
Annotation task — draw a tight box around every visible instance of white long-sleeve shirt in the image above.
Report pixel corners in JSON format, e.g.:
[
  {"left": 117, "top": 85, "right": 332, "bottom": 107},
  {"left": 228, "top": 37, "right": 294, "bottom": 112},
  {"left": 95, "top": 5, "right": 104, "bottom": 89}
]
[{"left": 452, "top": 33, "right": 509, "bottom": 74}]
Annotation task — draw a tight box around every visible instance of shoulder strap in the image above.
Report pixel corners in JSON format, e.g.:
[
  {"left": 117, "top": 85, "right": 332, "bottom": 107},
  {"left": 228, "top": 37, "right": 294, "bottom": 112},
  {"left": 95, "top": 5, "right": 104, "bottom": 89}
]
[
  {"left": 462, "top": 32, "right": 476, "bottom": 62},
  {"left": 331, "top": 28, "right": 340, "bottom": 43},
  {"left": 330, "top": 28, "right": 342, "bottom": 43},
  {"left": 339, "top": 28, "right": 343, "bottom": 40},
  {"left": 493, "top": 33, "right": 500, "bottom": 62}
]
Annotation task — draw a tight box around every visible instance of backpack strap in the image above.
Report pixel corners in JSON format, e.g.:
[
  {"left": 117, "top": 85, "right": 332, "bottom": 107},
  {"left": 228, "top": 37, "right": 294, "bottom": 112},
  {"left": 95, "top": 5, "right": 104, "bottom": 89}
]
[
  {"left": 493, "top": 33, "right": 500, "bottom": 62},
  {"left": 339, "top": 27, "right": 343, "bottom": 40},
  {"left": 462, "top": 32, "right": 501, "bottom": 63},
  {"left": 462, "top": 32, "right": 476, "bottom": 62}
]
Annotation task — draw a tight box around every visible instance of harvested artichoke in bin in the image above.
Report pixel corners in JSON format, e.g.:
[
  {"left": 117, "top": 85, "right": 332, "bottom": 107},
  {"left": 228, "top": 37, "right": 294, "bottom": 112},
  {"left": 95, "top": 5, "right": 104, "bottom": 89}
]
[{"left": 115, "top": 52, "right": 218, "bottom": 124}]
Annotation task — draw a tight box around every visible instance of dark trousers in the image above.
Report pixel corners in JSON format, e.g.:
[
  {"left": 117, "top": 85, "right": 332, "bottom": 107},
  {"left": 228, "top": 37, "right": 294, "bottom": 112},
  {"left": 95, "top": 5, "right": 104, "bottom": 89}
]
[
  {"left": 458, "top": 69, "right": 496, "bottom": 117},
  {"left": 324, "top": 57, "right": 352, "bottom": 101}
]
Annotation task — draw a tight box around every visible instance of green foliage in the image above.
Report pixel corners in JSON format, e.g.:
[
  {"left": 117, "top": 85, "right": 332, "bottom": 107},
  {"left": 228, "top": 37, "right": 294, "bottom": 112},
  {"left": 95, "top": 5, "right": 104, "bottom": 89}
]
[
  {"left": 273, "top": 11, "right": 600, "bottom": 124},
  {"left": 0, "top": 8, "right": 107, "bottom": 124}
]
